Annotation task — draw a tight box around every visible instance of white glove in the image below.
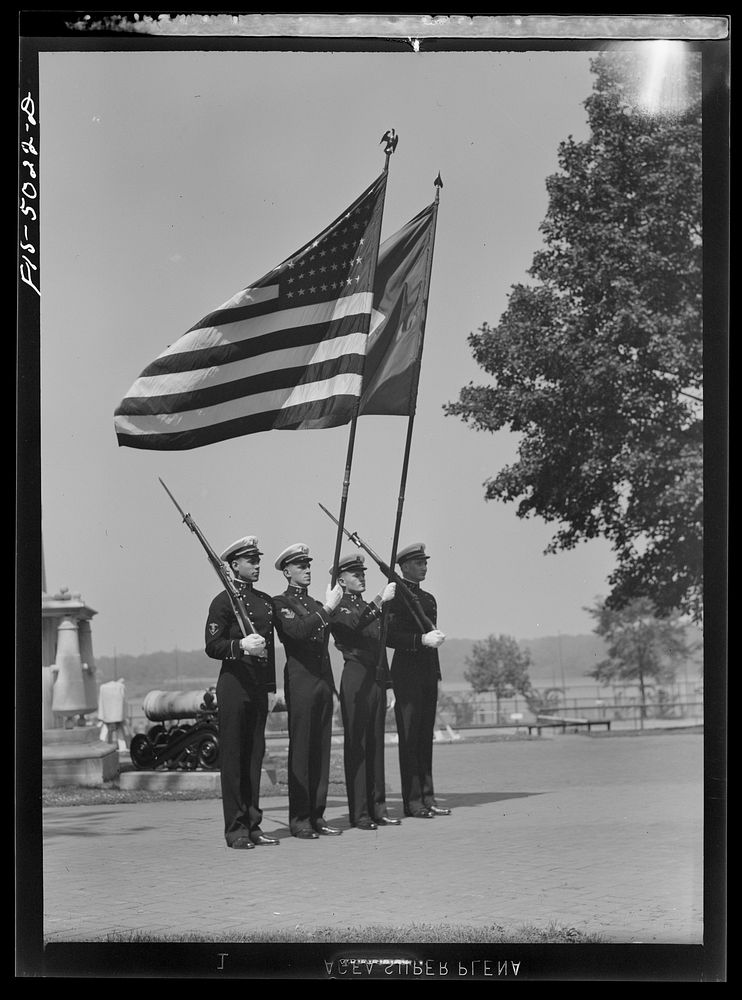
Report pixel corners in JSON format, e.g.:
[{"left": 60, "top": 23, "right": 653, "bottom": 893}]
[
  {"left": 324, "top": 582, "right": 344, "bottom": 612},
  {"left": 269, "top": 689, "right": 287, "bottom": 713},
  {"left": 380, "top": 582, "right": 396, "bottom": 603},
  {"left": 240, "top": 633, "right": 267, "bottom": 656},
  {"left": 421, "top": 629, "right": 445, "bottom": 649},
  {"left": 386, "top": 689, "right": 396, "bottom": 712}
]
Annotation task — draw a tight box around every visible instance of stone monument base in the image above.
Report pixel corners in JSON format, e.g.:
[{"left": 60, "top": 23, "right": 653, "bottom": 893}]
[
  {"left": 117, "top": 765, "right": 276, "bottom": 795},
  {"left": 42, "top": 726, "right": 119, "bottom": 787}
]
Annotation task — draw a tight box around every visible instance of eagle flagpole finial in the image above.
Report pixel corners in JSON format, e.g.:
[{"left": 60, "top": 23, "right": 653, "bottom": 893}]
[{"left": 380, "top": 129, "right": 399, "bottom": 159}]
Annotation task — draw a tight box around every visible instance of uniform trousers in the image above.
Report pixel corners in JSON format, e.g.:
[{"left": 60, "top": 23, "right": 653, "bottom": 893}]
[
  {"left": 216, "top": 666, "right": 268, "bottom": 844},
  {"left": 285, "top": 661, "right": 334, "bottom": 835},
  {"left": 392, "top": 662, "right": 439, "bottom": 815},
  {"left": 340, "top": 659, "right": 387, "bottom": 825}
]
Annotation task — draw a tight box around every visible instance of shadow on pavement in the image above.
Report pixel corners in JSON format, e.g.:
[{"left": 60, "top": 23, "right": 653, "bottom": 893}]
[
  {"left": 43, "top": 808, "right": 216, "bottom": 840},
  {"left": 409, "top": 791, "right": 543, "bottom": 809},
  {"left": 44, "top": 822, "right": 162, "bottom": 840},
  {"left": 261, "top": 791, "right": 543, "bottom": 822},
  {"left": 42, "top": 790, "right": 544, "bottom": 841}
]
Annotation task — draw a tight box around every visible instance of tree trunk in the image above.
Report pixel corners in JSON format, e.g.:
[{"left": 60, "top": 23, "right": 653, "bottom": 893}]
[{"left": 637, "top": 662, "right": 646, "bottom": 730}]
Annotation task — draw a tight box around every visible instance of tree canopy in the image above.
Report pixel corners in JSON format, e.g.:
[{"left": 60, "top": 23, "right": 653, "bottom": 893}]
[
  {"left": 586, "top": 597, "right": 698, "bottom": 713},
  {"left": 445, "top": 51, "right": 703, "bottom": 622},
  {"left": 464, "top": 633, "right": 533, "bottom": 697}
]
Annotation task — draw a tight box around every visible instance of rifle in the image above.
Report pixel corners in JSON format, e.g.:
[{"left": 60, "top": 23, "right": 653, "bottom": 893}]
[
  {"left": 159, "top": 478, "right": 259, "bottom": 641},
  {"left": 318, "top": 503, "right": 435, "bottom": 633}
]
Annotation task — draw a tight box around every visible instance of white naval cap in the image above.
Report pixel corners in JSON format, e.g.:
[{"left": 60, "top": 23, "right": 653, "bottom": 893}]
[
  {"left": 396, "top": 542, "right": 430, "bottom": 565},
  {"left": 220, "top": 535, "right": 262, "bottom": 562},
  {"left": 274, "top": 542, "right": 312, "bottom": 571}
]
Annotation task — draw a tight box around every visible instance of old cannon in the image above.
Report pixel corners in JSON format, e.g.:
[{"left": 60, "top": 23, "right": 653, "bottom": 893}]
[{"left": 129, "top": 688, "right": 220, "bottom": 771}]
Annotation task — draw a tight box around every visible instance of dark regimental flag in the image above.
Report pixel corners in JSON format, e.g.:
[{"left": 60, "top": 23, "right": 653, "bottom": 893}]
[
  {"left": 114, "top": 173, "right": 387, "bottom": 450},
  {"left": 359, "top": 201, "right": 436, "bottom": 416}
]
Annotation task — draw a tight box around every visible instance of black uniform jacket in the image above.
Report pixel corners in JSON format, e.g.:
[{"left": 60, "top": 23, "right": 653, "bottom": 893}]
[
  {"left": 204, "top": 582, "right": 277, "bottom": 692},
  {"left": 330, "top": 592, "right": 390, "bottom": 682},
  {"left": 385, "top": 582, "right": 442, "bottom": 681},
  {"left": 272, "top": 586, "right": 335, "bottom": 686}
]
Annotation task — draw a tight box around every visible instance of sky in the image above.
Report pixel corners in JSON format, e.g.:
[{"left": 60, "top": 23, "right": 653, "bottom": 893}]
[{"left": 38, "top": 43, "right": 647, "bottom": 658}]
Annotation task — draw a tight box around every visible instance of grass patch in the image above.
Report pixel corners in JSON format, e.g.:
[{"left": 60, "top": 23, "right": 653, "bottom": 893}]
[
  {"left": 42, "top": 785, "right": 225, "bottom": 807},
  {"left": 95, "top": 922, "right": 603, "bottom": 944}
]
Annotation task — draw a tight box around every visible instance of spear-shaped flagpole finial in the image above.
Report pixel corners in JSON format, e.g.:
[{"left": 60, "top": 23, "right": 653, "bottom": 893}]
[
  {"left": 434, "top": 171, "right": 443, "bottom": 200},
  {"left": 380, "top": 128, "right": 399, "bottom": 169}
]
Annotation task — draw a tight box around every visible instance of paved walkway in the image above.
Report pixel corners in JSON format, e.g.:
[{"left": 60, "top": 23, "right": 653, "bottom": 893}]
[{"left": 37, "top": 731, "right": 706, "bottom": 977}]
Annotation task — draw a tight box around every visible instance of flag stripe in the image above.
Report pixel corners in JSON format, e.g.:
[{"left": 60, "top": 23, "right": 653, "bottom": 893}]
[
  {"left": 114, "top": 394, "right": 360, "bottom": 451},
  {"left": 212, "top": 285, "right": 280, "bottom": 312},
  {"left": 117, "top": 350, "right": 366, "bottom": 416},
  {"left": 124, "top": 331, "right": 368, "bottom": 399},
  {"left": 138, "top": 308, "right": 371, "bottom": 379},
  {"left": 178, "top": 291, "right": 373, "bottom": 355},
  {"left": 115, "top": 372, "right": 362, "bottom": 437}
]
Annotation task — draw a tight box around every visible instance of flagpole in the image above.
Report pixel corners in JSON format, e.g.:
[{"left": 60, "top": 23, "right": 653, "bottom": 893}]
[
  {"left": 377, "top": 174, "right": 442, "bottom": 668},
  {"left": 329, "top": 413, "right": 359, "bottom": 589},
  {"left": 327, "top": 134, "right": 396, "bottom": 593}
]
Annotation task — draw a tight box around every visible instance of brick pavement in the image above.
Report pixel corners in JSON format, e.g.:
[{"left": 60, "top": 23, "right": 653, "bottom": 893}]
[{"left": 40, "top": 732, "right": 703, "bottom": 957}]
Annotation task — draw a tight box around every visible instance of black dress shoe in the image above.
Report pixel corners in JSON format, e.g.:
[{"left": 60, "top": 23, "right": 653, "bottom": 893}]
[
  {"left": 251, "top": 833, "right": 280, "bottom": 846},
  {"left": 293, "top": 829, "right": 319, "bottom": 840},
  {"left": 427, "top": 805, "right": 452, "bottom": 816},
  {"left": 228, "top": 837, "right": 255, "bottom": 849},
  {"left": 406, "top": 809, "right": 435, "bottom": 818},
  {"left": 375, "top": 816, "right": 401, "bottom": 826},
  {"left": 315, "top": 824, "right": 343, "bottom": 836},
  {"left": 354, "top": 819, "right": 378, "bottom": 831}
]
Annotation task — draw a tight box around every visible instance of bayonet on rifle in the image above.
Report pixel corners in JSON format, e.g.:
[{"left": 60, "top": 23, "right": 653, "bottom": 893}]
[{"left": 159, "top": 478, "right": 258, "bottom": 638}]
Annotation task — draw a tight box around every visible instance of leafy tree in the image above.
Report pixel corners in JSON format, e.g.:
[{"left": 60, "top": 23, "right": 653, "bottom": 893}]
[
  {"left": 586, "top": 596, "right": 697, "bottom": 724},
  {"left": 445, "top": 51, "right": 703, "bottom": 622},
  {"left": 464, "top": 634, "right": 533, "bottom": 722}
]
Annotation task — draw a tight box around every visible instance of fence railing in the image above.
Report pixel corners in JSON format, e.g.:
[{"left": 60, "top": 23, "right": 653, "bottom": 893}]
[
  {"left": 125, "top": 695, "right": 703, "bottom": 738},
  {"left": 435, "top": 688, "right": 704, "bottom": 731}
]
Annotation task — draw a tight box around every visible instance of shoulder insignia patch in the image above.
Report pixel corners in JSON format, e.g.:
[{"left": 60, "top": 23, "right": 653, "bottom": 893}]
[
  {"left": 280, "top": 608, "right": 296, "bottom": 619},
  {"left": 207, "top": 622, "right": 219, "bottom": 636}
]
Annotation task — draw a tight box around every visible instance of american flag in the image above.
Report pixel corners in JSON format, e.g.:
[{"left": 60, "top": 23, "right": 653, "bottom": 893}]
[{"left": 114, "top": 172, "right": 387, "bottom": 450}]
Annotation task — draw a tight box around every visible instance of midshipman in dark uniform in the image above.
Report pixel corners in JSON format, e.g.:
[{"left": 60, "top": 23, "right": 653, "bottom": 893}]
[
  {"left": 386, "top": 542, "right": 451, "bottom": 819},
  {"left": 329, "top": 552, "right": 400, "bottom": 831},
  {"left": 272, "top": 543, "right": 344, "bottom": 840},
  {"left": 205, "top": 535, "right": 280, "bottom": 850}
]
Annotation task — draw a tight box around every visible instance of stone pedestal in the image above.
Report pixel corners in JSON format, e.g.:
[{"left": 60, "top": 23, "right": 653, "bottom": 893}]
[
  {"left": 42, "top": 585, "right": 114, "bottom": 785},
  {"left": 42, "top": 726, "right": 119, "bottom": 787},
  {"left": 117, "top": 764, "right": 276, "bottom": 795}
]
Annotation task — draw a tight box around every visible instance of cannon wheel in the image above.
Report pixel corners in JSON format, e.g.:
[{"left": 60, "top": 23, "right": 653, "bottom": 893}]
[
  {"left": 129, "top": 732, "right": 155, "bottom": 770},
  {"left": 197, "top": 732, "right": 220, "bottom": 770},
  {"left": 166, "top": 726, "right": 194, "bottom": 769}
]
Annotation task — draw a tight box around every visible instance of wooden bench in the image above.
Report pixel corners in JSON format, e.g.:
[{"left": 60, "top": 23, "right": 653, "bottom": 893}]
[{"left": 527, "top": 715, "right": 612, "bottom": 736}]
